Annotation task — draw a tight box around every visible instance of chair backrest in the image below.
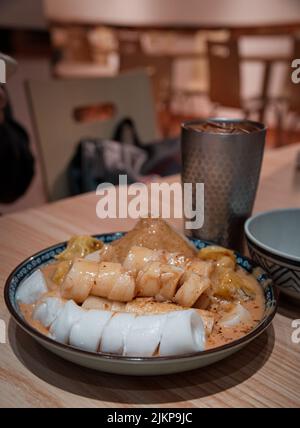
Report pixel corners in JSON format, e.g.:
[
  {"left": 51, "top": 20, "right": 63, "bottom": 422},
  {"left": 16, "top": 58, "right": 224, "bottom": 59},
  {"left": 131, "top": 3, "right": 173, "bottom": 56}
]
[
  {"left": 119, "top": 37, "right": 172, "bottom": 108},
  {"left": 207, "top": 39, "right": 241, "bottom": 109},
  {"left": 26, "top": 70, "right": 158, "bottom": 201}
]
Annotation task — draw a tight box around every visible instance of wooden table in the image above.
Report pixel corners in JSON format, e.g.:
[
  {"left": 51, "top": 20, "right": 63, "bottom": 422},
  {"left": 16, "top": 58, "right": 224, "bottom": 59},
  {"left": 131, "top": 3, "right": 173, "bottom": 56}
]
[{"left": 1, "top": 144, "right": 300, "bottom": 408}]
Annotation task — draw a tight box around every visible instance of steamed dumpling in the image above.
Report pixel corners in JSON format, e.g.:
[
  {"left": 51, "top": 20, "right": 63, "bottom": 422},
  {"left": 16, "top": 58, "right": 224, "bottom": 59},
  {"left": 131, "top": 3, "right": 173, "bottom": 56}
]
[{"left": 16, "top": 269, "right": 48, "bottom": 305}]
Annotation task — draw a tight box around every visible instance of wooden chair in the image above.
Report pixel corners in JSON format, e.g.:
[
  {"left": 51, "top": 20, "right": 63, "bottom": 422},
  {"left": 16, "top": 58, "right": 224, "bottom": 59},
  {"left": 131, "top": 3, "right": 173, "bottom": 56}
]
[
  {"left": 118, "top": 35, "right": 172, "bottom": 111},
  {"left": 171, "top": 30, "right": 230, "bottom": 113},
  {"left": 207, "top": 39, "right": 264, "bottom": 119},
  {"left": 26, "top": 70, "right": 158, "bottom": 201}
]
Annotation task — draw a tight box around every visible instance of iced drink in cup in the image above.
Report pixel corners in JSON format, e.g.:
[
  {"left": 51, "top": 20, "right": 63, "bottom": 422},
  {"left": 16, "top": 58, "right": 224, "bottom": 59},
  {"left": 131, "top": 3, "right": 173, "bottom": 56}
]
[{"left": 181, "top": 118, "right": 266, "bottom": 252}]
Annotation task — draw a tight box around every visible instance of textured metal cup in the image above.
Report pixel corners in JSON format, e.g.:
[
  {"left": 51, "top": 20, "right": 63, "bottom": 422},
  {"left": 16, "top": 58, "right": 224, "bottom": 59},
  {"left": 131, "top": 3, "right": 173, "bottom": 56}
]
[{"left": 181, "top": 118, "right": 266, "bottom": 252}]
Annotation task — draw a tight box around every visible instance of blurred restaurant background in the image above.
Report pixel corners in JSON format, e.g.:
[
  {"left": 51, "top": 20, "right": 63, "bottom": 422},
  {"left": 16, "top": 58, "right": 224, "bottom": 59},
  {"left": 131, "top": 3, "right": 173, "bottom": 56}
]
[{"left": 0, "top": 0, "right": 300, "bottom": 213}]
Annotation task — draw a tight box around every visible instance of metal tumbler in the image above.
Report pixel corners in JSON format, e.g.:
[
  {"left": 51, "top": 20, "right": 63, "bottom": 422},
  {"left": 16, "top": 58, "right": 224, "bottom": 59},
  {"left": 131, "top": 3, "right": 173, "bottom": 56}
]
[{"left": 181, "top": 118, "right": 266, "bottom": 252}]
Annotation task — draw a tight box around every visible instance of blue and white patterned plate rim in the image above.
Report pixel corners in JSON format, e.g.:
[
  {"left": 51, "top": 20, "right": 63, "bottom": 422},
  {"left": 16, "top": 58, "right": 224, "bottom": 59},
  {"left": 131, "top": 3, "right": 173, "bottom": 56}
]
[{"left": 4, "top": 232, "right": 278, "bottom": 362}]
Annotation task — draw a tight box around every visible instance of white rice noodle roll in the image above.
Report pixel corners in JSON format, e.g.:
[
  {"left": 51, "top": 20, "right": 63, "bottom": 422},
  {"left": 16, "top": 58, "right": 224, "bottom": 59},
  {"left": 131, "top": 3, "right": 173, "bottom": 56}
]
[
  {"left": 61, "top": 259, "right": 98, "bottom": 303},
  {"left": 124, "top": 314, "right": 167, "bottom": 357},
  {"left": 69, "top": 309, "right": 112, "bottom": 352},
  {"left": 107, "top": 271, "right": 135, "bottom": 302},
  {"left": 195, "top": 309, "right": 215, "bottom": 335},
  {"left": 33, "top": 297, "right": 65, "bottom": 327},
  {"left": 100, "top": 313, "right": 136, "bottom": 355},
  {"left": 136, "top": 261, "right": 161, "bottom": 297},
  {"left": 187, "top": 259, "right": 214, "bottom": 277},
  {"left": 82, "top": 296, "right": 113, "bottom": 310},
  {"left": 91, "top": 262, "right": 121, "bottom": 296},
  {"left": 159, "top": 309, "right": 206, "bottom": 356},
  {"left": 156, "top": 264, "right": 183, "bottom": 301},
  {"left": 16, "top": 269, "right": 48, "bottom": 304},
  {"left": 174, "top": 271, "right": 210, "bottom": 307},
  {"left": 219, "top": 303, "right": 252, "bottom": 328},
  {"left": 82, "top": 296, "right": 126, "bottom": 312},
  {"left": 123, "top": 246, "right": 159, "bottom": 275},
  {"left": 84, "top": 250, "right": 101, "bottom": 262},
  {"left": 49, "top": 300, "right": 84, "bottom": 344}
]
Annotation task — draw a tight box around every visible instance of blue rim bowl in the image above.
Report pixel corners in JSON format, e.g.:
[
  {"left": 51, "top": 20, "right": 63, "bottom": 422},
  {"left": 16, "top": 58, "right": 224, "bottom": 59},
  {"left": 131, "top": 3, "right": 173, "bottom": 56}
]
[{"left": 245, "top": 208, "right": 300, "bottom": 300}]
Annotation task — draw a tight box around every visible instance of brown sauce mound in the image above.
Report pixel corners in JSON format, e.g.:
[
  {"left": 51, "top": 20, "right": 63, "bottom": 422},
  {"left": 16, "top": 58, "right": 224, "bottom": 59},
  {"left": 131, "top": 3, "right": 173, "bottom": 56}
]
[{"left": 109, "top": 218, "right": 196, "bottom": 262}]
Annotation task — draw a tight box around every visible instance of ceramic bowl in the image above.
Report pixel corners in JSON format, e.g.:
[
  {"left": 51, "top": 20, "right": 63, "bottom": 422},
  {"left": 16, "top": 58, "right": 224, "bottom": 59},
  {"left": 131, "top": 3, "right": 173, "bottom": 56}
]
[
  {"left": 245, "top": 208, "right": 300, "bottom": 301},
  {"left": 5, "top": 233, "right": 278, "bottom": 376}
]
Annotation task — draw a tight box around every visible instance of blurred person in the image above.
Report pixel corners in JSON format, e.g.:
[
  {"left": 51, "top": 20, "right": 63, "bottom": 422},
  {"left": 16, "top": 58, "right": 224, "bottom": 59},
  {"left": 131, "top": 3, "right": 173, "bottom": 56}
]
[{"left": 0, "top": 54, "right": 34, "bottom": 204}]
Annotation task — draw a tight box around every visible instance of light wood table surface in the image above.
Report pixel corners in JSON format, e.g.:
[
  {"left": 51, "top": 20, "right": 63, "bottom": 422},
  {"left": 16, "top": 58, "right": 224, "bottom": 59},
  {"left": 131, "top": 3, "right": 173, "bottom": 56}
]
[{"left": 0, "top": 144, "right": 300, "bottom": 408}]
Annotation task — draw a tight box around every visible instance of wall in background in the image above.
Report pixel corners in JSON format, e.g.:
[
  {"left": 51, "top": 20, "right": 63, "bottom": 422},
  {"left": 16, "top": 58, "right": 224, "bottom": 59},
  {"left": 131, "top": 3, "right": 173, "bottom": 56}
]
[
  {"left": 0, "top": 0, "right": 46, "bottom": 30},
  {"left": 44, "top": 0, "right": 300, "bottom": 26}
]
